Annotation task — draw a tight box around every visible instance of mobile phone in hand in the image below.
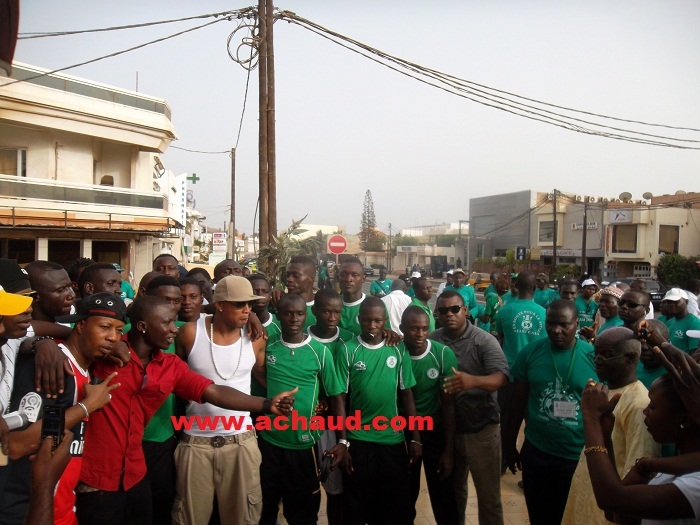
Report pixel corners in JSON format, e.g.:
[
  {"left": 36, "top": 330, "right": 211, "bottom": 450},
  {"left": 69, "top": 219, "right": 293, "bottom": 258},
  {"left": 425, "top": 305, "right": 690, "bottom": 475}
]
[{"left": 41, "top": 405, "right": 65, "bottom": 451}]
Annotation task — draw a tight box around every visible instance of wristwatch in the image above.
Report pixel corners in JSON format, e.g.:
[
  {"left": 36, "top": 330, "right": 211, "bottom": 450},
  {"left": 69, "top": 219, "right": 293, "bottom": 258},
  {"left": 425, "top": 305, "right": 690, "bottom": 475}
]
[{"left": 338, "top": 439, "right": 350, "bottom": 449}]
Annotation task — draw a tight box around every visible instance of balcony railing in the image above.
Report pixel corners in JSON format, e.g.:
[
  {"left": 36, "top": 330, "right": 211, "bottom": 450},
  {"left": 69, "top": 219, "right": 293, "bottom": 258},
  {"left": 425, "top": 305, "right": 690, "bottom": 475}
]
[{"left": 0, "top": 174, "right": 166, "bottom": 210}]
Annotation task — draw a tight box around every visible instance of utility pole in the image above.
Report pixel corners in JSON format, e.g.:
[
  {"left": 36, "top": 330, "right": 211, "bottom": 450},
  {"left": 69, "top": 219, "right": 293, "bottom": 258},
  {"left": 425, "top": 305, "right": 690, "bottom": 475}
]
[
  {"left": 581, "top": 198, "right": 588, "bottom": 277},
  {"left": 387, "top": 223, "right": 392, "bottom": 272},
  {"left": 552, "top": 189, "right": 558, "bottom": 274},
  {"left": 229, "top": 147, "right": 236, "bottom": 259},
  {"left": 265, "top": 0, "right": 276, "bottom": 241}
]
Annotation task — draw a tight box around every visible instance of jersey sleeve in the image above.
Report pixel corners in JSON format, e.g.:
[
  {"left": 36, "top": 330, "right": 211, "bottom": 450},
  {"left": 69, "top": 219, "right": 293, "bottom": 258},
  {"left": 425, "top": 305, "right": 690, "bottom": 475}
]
[
  {"left": 688, "top": 316, "right": 700, "bottom": 351},
  {"left": 335, "top": 341, "right": 351, "bottom": 394},
  {"left": 440, "top": 345, "right": 458, "bottom": 379},
  {"left": 399, "top": 348, "right": 416, "bottom": 390},
  {"left": 319, "top": 346, "right": 343, "bottom": 397},
  {"left": 494, "top": 303, "right": 505, "bottom": 335}
]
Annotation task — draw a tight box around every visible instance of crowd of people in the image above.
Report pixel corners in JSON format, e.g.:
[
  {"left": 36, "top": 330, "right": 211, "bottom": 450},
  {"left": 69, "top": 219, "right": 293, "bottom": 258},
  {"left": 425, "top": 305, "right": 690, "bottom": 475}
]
[{"left": 0, "top": 253, "right": 699, "bottom": 525}]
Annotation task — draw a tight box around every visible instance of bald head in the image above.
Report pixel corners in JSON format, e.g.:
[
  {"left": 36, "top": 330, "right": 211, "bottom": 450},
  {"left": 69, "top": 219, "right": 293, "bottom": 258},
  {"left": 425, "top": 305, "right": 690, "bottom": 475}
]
[
  {"left": 596, "top": 327, "right": 641, "bottom": 359},
  {"left": 138, "top": 271, "right": 162, "bottom": 296},
  {"left": 516, "top": 271, "right": 537, "bottom": 297}
]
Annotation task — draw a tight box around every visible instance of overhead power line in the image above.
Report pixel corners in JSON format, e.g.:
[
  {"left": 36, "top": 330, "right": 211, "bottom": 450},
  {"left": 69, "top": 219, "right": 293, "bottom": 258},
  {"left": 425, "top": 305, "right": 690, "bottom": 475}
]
[
  {"left": 170, "top": 146, "right": 230, "bottom": 154},
  {"left": 276, "top": 11, "right": 700, "bottom": 150}
]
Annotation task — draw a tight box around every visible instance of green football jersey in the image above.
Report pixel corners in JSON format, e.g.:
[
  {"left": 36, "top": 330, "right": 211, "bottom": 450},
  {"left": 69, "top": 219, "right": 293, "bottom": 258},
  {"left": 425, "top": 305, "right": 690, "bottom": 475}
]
[
  {"left": 409, "top": 297, "right": 436, "bottom": 333},
  {"left": 307, "top": 326, "right": 354, "bottom": 364},
  {"left": 665, "top": 314, "right": 700, "bottom": 353},
  {"left": 370, "top": 279, "right": 392, "bottom": 298},
  {"left": 340, "top": 294, "right": 365, "bottom": 335},
  {"left": 337, "top": 336, "right": 416, "bottom": 444},
  {"left": 262, "top": 335, "right": 343, "bottom": 450},
  {"left": 303, "top": 301, "right": 317, "bottom": 330},
  {"left": 407, "top": 340, "right": 457, "bottom": 417}
]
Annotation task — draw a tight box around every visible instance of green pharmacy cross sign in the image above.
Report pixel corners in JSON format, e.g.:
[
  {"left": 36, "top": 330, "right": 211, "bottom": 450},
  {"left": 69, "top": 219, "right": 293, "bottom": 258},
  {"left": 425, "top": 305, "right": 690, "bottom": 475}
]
[{"left": 187, "top": 173, "right": 200, "bottom": 184}]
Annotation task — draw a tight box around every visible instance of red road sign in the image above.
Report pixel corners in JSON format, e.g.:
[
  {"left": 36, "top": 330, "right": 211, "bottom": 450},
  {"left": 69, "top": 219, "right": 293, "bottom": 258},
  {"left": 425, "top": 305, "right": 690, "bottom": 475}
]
[{"left": 327, "top": 234, "right": 347, "bottom": 255}]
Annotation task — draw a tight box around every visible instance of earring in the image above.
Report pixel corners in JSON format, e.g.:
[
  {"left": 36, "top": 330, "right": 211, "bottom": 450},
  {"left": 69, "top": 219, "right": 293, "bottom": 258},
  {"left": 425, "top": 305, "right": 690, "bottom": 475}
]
[
  {"left": 141, "top": 329, "right": 146, "bottom": 334},
  {"left": 681, "top": 423, "right": 686, "bottom": 429}
]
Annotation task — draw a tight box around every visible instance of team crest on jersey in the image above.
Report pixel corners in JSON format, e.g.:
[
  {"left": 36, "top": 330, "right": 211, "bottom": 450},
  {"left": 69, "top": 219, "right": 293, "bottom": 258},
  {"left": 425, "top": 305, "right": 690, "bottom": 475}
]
[
  {"left": 354, "top": 361, "right": 366, "bottom": 371},
  {"left": 675, "top": 330, "right": 684, "bottom": 338},
  {"left": 512, "top": 310, "right": 542, "bottom": 335},
  {"left": 426, "top": 368, "right": 439, "bottom": 380},
  {"left": 386, "top": 356, "right": 397, "bottom": 368},
  {"left": 266, "top": 355, "right": 277, "bottom": 365}
]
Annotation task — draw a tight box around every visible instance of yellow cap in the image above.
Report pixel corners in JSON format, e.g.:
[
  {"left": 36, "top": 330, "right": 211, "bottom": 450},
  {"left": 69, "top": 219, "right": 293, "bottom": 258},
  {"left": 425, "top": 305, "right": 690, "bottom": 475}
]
[{"left": 0, "top": 285, "right": 33, "bottom": 316}]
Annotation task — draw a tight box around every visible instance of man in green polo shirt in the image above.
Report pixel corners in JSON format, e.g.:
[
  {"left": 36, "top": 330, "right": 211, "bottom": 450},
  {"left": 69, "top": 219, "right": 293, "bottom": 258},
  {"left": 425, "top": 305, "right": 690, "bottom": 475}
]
[
  {"left": 409, "top": 277, "right": 435, "bottom": 333},
  {"left": 259, "top": 293, "right": 347, "bottom": 525},
  {"left": 444, "top": 269, "right": 478, "bottom": 321},
  {"left": 662, "top": 287, "right": 700, "bottom": 354},
  {"left": 506, "top": 300, "right": 597, "bottom": 525},
  {"left": 337, "top": 296, "right": 421, "bottom": 525},
  {"left": 370, "top": 268, "right": 392, "bottom": 298},
  {"left": 400, "top": 306, "right": 458, "bottom": 525}
]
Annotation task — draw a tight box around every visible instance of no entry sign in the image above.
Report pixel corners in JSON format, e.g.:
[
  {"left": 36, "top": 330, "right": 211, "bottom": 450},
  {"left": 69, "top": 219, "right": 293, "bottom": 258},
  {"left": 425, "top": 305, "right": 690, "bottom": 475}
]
[{"left": 327, "top": 234, "right": 347, "bottom": 255}]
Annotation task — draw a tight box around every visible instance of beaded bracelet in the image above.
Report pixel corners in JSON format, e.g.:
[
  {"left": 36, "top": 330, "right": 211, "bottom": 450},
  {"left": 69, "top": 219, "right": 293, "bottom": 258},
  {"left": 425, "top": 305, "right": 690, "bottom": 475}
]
[
  {"left": 31, "top": 336, "right": 54, "bottom": 354},
  {"left": 583, "top": 445, "right": 608, "bottom": 455}
]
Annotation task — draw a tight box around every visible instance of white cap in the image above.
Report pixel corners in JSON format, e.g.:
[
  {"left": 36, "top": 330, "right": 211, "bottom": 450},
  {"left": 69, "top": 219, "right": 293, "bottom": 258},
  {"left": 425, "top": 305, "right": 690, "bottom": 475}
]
[
  {"left": 581, "top": 279, "right": 597, "bottom": 287},
  {"left": 446, "top": 269, "right": 454, "bottom": 275},
  {"left": 663, "top": 288, "right": 689, "bottom": 301},
  {"left": 411, "top": 272, "right": 422, "bottom": 279}
]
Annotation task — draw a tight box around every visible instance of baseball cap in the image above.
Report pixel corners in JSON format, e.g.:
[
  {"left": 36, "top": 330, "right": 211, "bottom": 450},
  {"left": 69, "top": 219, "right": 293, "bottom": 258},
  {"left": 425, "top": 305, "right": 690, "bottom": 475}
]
[
  {"left": 0, "top": 259, "right": 32, "bottom": 294},
  {"left": 446, "top": 269, "right": 454, "bottom": 275},
  {"left": 213, "top": 276, "right": 262, "bottom": 303},
  {"left": 663, "top": 288, "right": 689, "bottom": 302},
  {"left": 0, "top": 285, "right": 33, "bottom": 316},
  {"left": 56, "top": 292, "right": 127, "bottom": 324},
  {"left": 453, "top": 268, "right": 466, "bottom": 276},
  {"left": 582, "top": 279, "right": 597, "bottom": 287},
  {"left": 536, "top": 273, "right": 549, "bottom": 282},
  {"left": 410, "top": 272, "right": 422, "bottom": 279}
]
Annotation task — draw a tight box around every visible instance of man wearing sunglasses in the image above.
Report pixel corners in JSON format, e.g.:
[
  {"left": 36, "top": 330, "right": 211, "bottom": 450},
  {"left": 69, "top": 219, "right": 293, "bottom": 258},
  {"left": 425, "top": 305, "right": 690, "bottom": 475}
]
[
  {"left": 618, "top": 290, "right": 651, "bottom": 331},
  {"left": 174, "top": 276, "right": 268, "bottom": 524},
  {"left": 430, "top": 290, "right": 508, "bottom": 525}
]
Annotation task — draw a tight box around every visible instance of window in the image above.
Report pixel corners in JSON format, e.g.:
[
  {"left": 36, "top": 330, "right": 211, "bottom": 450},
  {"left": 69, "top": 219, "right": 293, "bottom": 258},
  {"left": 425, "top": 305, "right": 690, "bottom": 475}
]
[
  {"left": 539, "top": 220, "right": 553, "bottom": 243},
  {"left": 659, "top": 225, "right": 680, "bottom": 254},
  {"left": 612, "top": 225, "right": 637, "bottom": 253},
  {"left": 0, "top": 148, "right": 27, "bottom": 177}
]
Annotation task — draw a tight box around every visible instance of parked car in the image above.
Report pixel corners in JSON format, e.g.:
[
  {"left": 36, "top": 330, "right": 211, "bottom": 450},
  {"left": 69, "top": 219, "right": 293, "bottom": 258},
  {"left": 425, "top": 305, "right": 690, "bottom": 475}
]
[
  {"left": 364, "top": 266, "right": 375, "bottom": 276},
  {"left": 613, "top": 278, "right": 668, "bottom": 307},
  {"left": 468, "top": 272, "right": 492, "bottom": 292}
]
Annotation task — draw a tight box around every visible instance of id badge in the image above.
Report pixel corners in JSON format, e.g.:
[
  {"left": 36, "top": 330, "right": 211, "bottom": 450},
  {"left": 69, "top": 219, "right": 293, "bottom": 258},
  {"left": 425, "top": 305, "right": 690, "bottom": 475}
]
[{"left": 553, "top": 400, "right": 576, "bottom": 419}]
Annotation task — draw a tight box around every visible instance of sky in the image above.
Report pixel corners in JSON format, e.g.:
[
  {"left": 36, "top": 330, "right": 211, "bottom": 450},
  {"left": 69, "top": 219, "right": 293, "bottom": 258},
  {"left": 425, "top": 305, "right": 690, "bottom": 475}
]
[{"left": 14, "top": 1, "right": 700, "bottom": 236}]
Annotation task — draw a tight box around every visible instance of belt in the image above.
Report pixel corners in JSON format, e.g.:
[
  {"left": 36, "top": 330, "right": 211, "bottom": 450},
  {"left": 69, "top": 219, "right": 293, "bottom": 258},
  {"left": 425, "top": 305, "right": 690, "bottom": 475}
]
[{"left": 180, "top": 430, "right": 255, "bottom": 448}]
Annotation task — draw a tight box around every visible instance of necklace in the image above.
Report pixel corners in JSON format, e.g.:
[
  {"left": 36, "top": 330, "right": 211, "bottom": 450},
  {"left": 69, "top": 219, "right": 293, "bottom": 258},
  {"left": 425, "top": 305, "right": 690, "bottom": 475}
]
[{"left": 209, "top": 319, "right": 243, "bottom": 381}]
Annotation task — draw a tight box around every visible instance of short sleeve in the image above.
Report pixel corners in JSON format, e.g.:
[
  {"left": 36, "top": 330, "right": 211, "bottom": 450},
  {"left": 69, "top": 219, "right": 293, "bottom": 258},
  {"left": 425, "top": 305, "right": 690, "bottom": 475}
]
[
  {"left": 335, "top": 342, "right": 351, "bottom": 394},
  {"left": 494, "top": 303, "right": 504, "bottom": 334},
  {"left": 673, "top": 472, "right": 700, "bottom": 519},
  {"left": 399, "top": 349, "right": 416, "bottom": 390},
  {"left": 440, "top": 346, "right": 458, "bottom": 379},
  {"left": 320, "top": 346, "right": 343, "bottom": 397}
]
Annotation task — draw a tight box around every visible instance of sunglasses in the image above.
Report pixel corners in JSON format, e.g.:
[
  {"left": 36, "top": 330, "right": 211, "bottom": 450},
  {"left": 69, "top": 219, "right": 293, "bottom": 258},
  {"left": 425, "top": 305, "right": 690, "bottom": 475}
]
[
  {"left": 232, "top": 300, "right": 255, "bottom": 309},
  {"left": 437, "top": 305, "right": 463, "bottom": 315},
  {"left": 587, "top": 351, "right": 625, "bottom": 363},
  {"left": 619, "top": 299, "right": 646, "bottom": 309}
]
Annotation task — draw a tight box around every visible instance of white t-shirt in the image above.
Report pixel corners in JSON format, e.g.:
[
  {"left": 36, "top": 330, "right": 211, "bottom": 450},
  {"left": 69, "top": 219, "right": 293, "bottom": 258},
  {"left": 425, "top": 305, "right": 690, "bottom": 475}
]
[{"left": 642, "top": 472, "right": 700, "bottom": 525}]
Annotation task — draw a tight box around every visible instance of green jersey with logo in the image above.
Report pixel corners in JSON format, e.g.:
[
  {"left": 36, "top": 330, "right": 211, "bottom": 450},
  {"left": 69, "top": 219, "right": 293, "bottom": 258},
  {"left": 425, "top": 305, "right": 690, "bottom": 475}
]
[
  {"left": 409, "top": 297, "right": 436, "bottom": 333},
  {"left": 262, "top": 335, "right": 343, "bottom": 450},
  {"left": 308, "top": 326, "right": 354, "bottom": 364},
  {"left": 370, "top": 279, "right": 392, "bottom": 298},
  {"left": 340, "top": 294, "right": 365, "bottom": 335},
  {"left": 494, "top": 299, "right": 547, "bottom": 368},
  {"left": 407, "top": 340, "right": 457, "bottom": 417},
  {"left": 511, "top": 338, "right": 597, "bottom": 461},
  {"left": 574, "top": 296, "right": 598, "bottom": 329},
  {"left": 665, "top": 314, "right": 700, "bottom": 353},
  {"left": 337, "top": 336, "right": 416, "bottom": 444},
  {"left": 303, "top": 301, "right": 317, "bottom": 330}
]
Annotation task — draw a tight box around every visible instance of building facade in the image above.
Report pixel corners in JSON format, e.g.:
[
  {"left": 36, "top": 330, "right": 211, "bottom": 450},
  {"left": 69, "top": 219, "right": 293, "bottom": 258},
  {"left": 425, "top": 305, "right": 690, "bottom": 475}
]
[{"left": 0, "top": 62, "right": 178, "bottom": 279}]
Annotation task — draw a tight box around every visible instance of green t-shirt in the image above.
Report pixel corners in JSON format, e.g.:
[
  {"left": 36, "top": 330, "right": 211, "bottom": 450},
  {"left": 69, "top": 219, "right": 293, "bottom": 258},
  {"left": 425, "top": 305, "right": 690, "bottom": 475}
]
[
  {"left": 337, "top": 336, "right": 416, "bottom": 444},
  {"left": 483, "top": 284, "right": 496, "bottom": 298},
  {"left": 308, "top": 326, "right": 354, "bottom": 364},
  {"left": 598, "top": 316, "right": 623, "bottom": 334},
  {"left": 370, "top": 279, "right": 392, "bottom": 298},
  {"left": 261, "top": 335, "right": 343, "bottom": 450},
  {"left": 574, "top": 296, "right": 599, "bottom": 329},
  {"left": 494, "top": 299, "right": 547, "bottom": 368},
  {"left": 664, "top": 314, "right": 700, "bottom": 353},
  {"left": 303, "top": 301, "right": 317, "bottom": 330},
  {"left": 636, "top": 362, "right": 667, "bottom": 390},
  {"left": 250, "top": 313, "right": 282, "bottom": 397},
  {"left": 533, "top": 288, "right": 558, "bottom": 309},
  {"left": 140, "top": 320, "right": 186, "bottom": 442},
  {"left": 407, "top": 340, "right": 457, "bottom": 417},
  {"left": 340, "top": 294, "right": 365, "bottom": 335},
  {"left": 409, "top": 297, "right": 436, "bottom": 333},
  {"left": 502, "top": 293, "right": 517, "bottom": 306},
  {"left": 482, "top": 292, "right": 503, "bottom": 331},
  {"left": 511, "top": 338, "right": 597, "bottom": 461}
]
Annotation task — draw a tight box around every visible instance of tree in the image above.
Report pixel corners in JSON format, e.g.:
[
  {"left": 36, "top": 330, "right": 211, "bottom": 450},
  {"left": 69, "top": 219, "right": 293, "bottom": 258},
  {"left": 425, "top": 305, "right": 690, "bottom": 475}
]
[
  {"left": 657, "top": 253, "right": 700, "bottom": 287},
  {"left": 359, "top": 190, "right": 384, "bottom": 252},
  {"left": 257, "top": 216, "right": 322, "bottom": 288},
  {"left": 434, "top": 234, "right": 457, "bottom": 247}
]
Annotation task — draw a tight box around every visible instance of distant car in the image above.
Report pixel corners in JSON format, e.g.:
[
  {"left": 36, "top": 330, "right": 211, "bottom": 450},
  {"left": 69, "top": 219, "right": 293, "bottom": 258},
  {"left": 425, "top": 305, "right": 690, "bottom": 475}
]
[
  {"left": 613, "top": 278, "right": 668, "bottom": 306},
  {"left": 364, "top": 266, "right": 375, "bottom": 276},
  {"left": 468, "top": 272, "right": 491, "bottom": 292}
]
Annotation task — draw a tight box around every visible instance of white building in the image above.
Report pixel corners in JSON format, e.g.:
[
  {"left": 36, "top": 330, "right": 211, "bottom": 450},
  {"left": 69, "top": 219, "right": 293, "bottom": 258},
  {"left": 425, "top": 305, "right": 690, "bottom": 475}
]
[{"left": 0, "top": 62, "right": 178, "bottom": 278}]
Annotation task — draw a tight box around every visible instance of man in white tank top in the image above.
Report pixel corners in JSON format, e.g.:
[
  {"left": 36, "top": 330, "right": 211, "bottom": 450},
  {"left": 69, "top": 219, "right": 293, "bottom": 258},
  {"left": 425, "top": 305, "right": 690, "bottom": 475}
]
[{"left": 174, "top": 276, "right": 267, "bottom": 525}]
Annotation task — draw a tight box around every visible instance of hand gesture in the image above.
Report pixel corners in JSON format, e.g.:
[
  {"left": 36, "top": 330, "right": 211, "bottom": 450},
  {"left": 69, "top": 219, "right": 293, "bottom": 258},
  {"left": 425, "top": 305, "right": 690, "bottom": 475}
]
[
  {"left": 443, "top": 367, "right": 477, "bottom": 394},
  {"left": 82, "top": 372, "right": 121, "bottom": 414},
  {"left": 581, "top": 380, "right": 621, "bottom": 430},
  {"left": 270, "top": 386, "right": 298, "bottom": 416},
  {"left": 653, "top": 343, "right": 700, "bottom": 424}
]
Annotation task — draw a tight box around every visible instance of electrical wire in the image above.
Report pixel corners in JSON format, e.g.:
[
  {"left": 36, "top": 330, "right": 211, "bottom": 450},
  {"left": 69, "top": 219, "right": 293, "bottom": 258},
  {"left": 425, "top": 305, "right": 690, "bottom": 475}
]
[
  {"left": 1, "top": 16, "right": 236, "bottom": 88},
  {"left": 17, "top": 9, "right": 253, "bottom": 39},
  {"left": 276, "top": 11, "right": 700, "bottom": 150},
  {"left": 170, "top": 146, "right": 230, "bottom": 154}
]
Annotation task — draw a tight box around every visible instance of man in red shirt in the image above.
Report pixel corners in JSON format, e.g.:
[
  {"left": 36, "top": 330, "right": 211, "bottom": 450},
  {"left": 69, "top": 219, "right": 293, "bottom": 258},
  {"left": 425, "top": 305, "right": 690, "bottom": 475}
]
[{"left": 75, "top": 295, "right": 296, "bottom": 524}]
